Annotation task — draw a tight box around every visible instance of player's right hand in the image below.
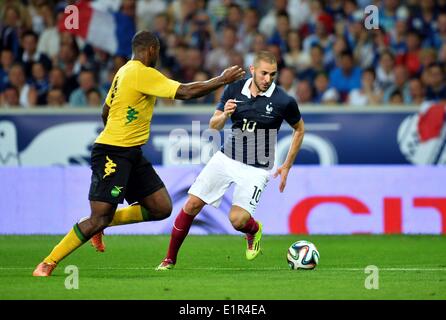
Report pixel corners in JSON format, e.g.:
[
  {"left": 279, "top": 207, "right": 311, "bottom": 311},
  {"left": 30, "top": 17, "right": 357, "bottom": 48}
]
[
  {"left": 220, "top": 65, "right": 245, "bottom": 85},
  {"left": 223, "top": 99, "right": 237, "bottom": 117}
]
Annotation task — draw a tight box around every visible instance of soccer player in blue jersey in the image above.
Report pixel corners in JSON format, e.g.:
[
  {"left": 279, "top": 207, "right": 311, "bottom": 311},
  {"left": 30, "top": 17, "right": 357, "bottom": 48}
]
[{"left": 157, "top": 51, "right": 305, "bottom": 270}]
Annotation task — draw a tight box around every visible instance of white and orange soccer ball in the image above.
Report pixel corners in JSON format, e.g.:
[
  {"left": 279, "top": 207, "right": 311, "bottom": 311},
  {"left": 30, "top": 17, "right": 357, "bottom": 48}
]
[{"left": 287, "top": 240, "right": 320, "bottom": 270}]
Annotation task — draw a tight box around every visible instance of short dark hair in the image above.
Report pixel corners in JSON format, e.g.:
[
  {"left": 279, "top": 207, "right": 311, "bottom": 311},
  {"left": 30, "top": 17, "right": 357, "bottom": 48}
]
[
  {"left": 78, "top": 69, "right": 97, "bottom": 84},
  {"left": 315, "top": 71, "right": 329, "bottom": 79},
  {"left": 131, "top": 31, "right": 159, "bottom": 53},
  {"left": 223, "top": 25, "right": 238, "bottom": 35},
  {"left": 10, "top": 62, "right": 24, "bottom": 72},
  {"left": 380, "top": 49, "right": 395, "bottom": 61},
  {"left": 428, "top": 62, "right": 444, "bottom": 72},
  {"left": 228, "top": 3, "right": 242, "bottom": 13},
  {"left": 363, "top": 67, "right": 376, "bottom": 78},
  {"left": 390, "top": 89, "right": 403, "bottom": 98},
  {"left": 340, "top": 49, "right": 353, "bottom": 59},
  {"left": 310, "top": 44, "right": 324, "bottom": 53},
  {"left": 87, "top": 88, "right": 101, "bottom": 96},
  {"left": 22, "top": 30, "right": 38, "bottom": 41},
  {"left": 4, "top": 84, "right": 19, "bottom": 95},
  {"left": 277, "top": 10, "right": 289, "bottom": 20}
]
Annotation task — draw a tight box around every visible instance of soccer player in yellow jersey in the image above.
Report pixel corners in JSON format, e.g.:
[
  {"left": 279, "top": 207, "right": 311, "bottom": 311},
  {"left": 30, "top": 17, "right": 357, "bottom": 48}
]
[{"left": 33, "top": 31, "right": 245, "bottom": 276}]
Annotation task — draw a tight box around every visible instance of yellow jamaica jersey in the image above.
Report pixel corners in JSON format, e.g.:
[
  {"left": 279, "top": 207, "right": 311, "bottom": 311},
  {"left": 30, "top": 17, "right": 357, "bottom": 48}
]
[{"left": 95, "top": 60, "right": 180, "bottom": 147}]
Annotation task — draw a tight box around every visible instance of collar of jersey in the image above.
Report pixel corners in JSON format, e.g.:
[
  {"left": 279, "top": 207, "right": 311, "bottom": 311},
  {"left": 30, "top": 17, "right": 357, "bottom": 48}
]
[{"left": 241, "top": 78, "right": 276, "bottom": 98}]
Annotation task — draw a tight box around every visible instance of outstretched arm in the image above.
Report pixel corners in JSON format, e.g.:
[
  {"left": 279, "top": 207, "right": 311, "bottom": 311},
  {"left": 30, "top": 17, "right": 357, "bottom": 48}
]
[
  {"left": 274, "top": 118, "right": 305, "bottom": 192},
  {"left": 175, "top": 66, "right": 245, "bottom": 100}
]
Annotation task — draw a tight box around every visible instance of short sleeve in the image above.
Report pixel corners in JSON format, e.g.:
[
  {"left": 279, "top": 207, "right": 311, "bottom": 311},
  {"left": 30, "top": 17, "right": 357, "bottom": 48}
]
[
  {"left": 216, "top": 84, "right": 232, "bottom": 111},
  {"left": 284, "top": 98, "right": 302, "bottom": 126},
  {"left": 135, "top": 67, "right": 180, "bottom": 99}
]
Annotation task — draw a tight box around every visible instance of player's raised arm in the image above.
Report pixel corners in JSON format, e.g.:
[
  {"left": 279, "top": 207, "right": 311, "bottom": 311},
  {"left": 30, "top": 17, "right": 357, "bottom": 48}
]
[{"left": 175, "top": 66, "right": 245, "bottom": 100}]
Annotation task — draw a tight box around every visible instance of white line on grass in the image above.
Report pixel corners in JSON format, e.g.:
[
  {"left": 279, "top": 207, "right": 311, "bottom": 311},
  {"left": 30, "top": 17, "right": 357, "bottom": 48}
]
[{"left": 2, "top": 267, "right": 446, "bottom": 271}]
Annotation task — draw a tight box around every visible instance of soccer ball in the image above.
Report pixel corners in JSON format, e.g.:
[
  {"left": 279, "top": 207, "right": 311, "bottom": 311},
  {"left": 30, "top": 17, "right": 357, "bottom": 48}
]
[{"left": 287, "top": 240, "right": 320, "bottom": 270}]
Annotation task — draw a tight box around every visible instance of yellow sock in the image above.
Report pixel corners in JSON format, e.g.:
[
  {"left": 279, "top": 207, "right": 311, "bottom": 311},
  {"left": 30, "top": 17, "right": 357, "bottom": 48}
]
[
  {"left": 44, "top": 224, "right": 86, "bottom": 264},
  {"left": 109, "top": 205, "right": 149, "bottom": 226}
]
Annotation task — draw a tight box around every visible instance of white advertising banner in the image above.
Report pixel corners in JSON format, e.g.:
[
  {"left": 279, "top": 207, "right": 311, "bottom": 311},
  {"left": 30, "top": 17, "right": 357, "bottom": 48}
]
[{"left": 0, "top": 166, "right": 444, "bottom": 234}]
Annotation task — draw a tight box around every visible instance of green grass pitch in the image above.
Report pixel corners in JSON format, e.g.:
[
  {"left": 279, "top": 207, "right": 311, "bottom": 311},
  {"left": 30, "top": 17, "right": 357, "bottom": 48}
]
[{"left": 0, "top": 235, "right": 445, "bottom": 300}]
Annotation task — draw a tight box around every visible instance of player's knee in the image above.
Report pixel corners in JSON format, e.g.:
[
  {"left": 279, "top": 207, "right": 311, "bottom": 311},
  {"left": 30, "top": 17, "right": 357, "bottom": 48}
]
[
  {"left": 230, "top": 216, "right": 246, "bottom": 231},
  {"left": 159, "top": 202, "right": 173, "bottom": 219},
  {"left": 184, "top": 197, "right": 204, "bottom": 215},
  {"left": 148, "top": 202, "right": 172, "bottom": 221}
]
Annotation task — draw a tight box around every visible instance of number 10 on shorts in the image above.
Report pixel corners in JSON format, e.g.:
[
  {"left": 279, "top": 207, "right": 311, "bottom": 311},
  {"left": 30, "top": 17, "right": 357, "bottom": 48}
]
[{"left": 251, "top": 186, "right": 262, "bottom": 205}]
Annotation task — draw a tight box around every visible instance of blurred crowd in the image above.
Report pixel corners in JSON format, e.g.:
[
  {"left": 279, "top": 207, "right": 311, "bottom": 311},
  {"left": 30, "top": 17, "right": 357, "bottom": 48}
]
[{"left": 1, "top": 0, "right": 446, "bottom": 108}]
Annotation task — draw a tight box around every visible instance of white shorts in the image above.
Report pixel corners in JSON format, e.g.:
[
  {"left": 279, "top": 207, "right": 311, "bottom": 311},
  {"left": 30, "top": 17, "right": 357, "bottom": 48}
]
[{"left": 188, "top": 151, "right": 271, "bottom": 215}]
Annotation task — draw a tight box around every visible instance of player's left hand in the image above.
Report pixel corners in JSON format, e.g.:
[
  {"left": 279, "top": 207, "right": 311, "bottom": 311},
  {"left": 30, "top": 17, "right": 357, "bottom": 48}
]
[
  {"left": 220, "top": 65, "right": 245, "bottom": 84},
  {"left": 273, "top": 165, "right": 290, "bottom": 193}
]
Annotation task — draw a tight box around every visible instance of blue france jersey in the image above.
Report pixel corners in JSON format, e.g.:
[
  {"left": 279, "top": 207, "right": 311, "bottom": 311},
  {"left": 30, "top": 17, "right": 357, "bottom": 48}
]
[{"left": 217, "top": 78, "right": 301, "bottom": 169}]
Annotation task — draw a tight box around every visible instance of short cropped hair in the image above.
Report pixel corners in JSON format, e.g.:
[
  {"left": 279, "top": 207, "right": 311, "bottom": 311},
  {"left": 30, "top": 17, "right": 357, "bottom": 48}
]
[
  {"left": 22, "top": 30, "right": 38, "bottom": 41},
  {"left": 131, "top": 31, "right": 160, "bottom": 53},
  {"left": 253, "top": 51, "right": 277, "bottom": 66}
]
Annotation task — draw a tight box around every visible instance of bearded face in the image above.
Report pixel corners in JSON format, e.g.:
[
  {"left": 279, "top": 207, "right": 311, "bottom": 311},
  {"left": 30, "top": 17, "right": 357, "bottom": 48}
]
[{"left": 251, "top": 60, "right": 277, "bottom": 93}]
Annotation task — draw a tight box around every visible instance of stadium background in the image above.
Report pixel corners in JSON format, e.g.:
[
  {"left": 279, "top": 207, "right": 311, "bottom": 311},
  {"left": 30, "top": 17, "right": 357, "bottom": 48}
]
[
  {"left": 0, "top": 0, "right": 445, "bottom": 302},
  {"left": 0, "top": 0, "right": 445, "bottom": 236}
]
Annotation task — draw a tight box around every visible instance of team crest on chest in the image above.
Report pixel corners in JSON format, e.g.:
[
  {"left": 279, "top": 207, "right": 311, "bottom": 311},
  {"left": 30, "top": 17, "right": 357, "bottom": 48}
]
[{"left": 266, "top": 102, "right": 273, "bottom": 114}]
